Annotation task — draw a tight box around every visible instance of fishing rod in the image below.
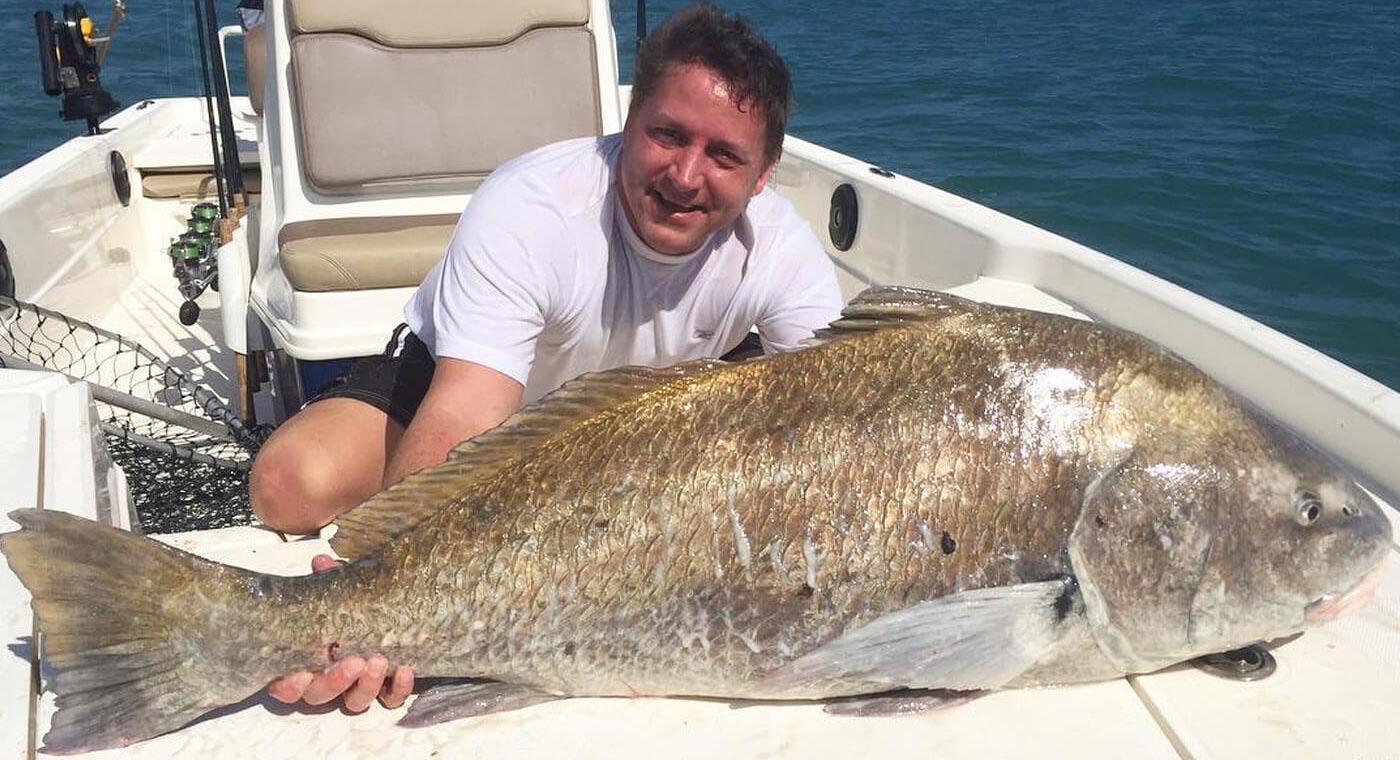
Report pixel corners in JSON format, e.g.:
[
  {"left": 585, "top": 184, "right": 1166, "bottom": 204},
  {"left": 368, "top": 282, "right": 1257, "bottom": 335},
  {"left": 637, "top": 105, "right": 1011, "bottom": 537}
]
[
  {"left": 177, "top": 0, "right": 254, "bottom": 327},
  {"left": 637, "top": 0, "right": 646, "bottom": 52},
  {"left": 191, "top": 0, "right": 228, "bottom": 219},
  {"left": 199, "top": 0, "right": 246, "bottom": 212},
  {"left": 94, "top": 0, "right": 126, "bottom": 64}
]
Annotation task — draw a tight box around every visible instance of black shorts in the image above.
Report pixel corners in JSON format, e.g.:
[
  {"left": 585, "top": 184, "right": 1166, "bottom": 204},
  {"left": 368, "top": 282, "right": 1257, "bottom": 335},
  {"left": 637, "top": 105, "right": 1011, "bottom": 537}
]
[
  {"left": 306, "top": 329, "right": 765, "bottom": 427},
  {"left": 306, "top": 325, "right": 435, "bottom": 428}
]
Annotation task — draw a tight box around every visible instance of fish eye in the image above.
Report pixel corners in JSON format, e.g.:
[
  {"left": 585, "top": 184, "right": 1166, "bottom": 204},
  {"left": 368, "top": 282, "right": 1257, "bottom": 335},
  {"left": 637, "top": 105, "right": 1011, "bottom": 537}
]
[{"left": 1294, "top": 490, "right": 1323, "bottom": 527}]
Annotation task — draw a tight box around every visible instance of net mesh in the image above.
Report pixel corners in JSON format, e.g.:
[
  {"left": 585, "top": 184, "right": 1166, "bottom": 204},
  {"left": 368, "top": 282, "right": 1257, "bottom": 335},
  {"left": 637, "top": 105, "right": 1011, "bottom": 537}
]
[{"left": 0, "top": 295, "right": 264, "bottom": 469}]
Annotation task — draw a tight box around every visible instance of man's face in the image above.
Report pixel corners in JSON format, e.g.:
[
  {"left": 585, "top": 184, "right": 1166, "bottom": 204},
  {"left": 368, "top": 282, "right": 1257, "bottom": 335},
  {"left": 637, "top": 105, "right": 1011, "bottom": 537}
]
[{"left": 618, "top": 64, "right": 776, "bottom": 255}]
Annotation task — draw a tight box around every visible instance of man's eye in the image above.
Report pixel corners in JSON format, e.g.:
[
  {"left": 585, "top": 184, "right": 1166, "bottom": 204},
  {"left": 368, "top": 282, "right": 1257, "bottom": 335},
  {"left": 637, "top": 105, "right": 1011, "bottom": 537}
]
[{"left": 653, "top": 128, "right": 681, "bottom": 144}]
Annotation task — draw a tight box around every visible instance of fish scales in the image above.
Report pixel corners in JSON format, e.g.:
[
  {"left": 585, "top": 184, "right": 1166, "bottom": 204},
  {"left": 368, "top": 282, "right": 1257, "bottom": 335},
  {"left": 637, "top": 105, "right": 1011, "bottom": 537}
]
[
  {"left": 259, "top": 310, "right": 1143, "bottom": 694},
  {"left": 270, "top": 309, "right": 1282, "bottom": 683},
  {"left": 2, "top": 287, "right": 1391, "bottom": 752}
]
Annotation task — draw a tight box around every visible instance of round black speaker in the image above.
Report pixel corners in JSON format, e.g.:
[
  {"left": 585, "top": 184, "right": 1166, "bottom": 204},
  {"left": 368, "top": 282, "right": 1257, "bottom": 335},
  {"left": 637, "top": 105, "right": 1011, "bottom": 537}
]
[
  {"left": 109, "top": 150, "right": 131, "bottom": 207},
  {"left": 828, "top": 183, "right": 859, "bottom": 252}
]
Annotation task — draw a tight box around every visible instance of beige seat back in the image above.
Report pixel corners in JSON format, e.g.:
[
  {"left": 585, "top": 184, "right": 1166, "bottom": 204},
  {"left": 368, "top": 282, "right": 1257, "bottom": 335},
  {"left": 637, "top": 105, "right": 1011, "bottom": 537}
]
[
  {"left": 286, "top": 0, "right": 604, "bottom": 195},
  {"left": 243, "top": 24, "right": 267, "bottom": 116}
]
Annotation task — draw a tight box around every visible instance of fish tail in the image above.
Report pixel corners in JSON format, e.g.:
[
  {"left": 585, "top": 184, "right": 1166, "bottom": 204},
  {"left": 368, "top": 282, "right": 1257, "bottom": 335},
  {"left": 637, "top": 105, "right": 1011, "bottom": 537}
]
[{"left": 1, "top": 508, "right": 272, "bottom": 753}]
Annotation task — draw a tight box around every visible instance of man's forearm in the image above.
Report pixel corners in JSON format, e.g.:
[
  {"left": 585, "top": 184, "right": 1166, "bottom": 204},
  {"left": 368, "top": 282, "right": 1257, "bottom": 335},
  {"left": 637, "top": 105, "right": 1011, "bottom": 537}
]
[
  {"left": 380, "top": 357, "right": 524, "bottom": 488},
  {"left": 382, "top": 417, "right": 472, "bottom": 488}
]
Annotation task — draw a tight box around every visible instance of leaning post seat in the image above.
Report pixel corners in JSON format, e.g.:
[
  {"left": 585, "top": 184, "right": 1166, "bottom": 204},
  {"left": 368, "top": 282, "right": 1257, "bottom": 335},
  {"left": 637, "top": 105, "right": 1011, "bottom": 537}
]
[{"left": 248, "top": 0, "right": 623, "bottom": 361}]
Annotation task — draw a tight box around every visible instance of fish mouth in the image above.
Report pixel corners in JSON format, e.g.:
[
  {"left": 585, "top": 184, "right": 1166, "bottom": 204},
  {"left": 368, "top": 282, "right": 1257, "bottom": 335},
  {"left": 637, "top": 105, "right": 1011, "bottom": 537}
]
[{"left": 1304, "top": 559, "right": 1388, "bottom": 624}]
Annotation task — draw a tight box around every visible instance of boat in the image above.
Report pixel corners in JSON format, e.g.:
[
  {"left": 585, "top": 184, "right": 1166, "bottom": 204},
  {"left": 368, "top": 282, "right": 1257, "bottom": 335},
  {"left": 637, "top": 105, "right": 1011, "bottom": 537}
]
[{"left": 1, "top": 0, "right": 1398, "bottom": 756}]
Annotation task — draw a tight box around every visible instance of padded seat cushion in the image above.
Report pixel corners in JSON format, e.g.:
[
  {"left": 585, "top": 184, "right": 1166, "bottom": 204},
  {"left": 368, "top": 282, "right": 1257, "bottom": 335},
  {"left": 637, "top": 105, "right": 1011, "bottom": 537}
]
[{"left": 278, "top": 215, "right": 458, "bottom": 292}]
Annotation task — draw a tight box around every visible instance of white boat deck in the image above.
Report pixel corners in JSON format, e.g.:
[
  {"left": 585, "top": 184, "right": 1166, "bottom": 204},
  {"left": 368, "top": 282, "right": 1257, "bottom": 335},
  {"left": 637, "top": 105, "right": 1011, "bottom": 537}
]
[{"left": 5, "top": 273, "right": 1400, "bottom": 758}]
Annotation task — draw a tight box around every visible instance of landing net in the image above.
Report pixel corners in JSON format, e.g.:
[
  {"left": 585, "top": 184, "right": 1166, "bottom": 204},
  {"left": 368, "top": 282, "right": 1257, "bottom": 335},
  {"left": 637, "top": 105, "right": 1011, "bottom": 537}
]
[{"left": 0, "top": 295, "right": 264, "bottom": 470}]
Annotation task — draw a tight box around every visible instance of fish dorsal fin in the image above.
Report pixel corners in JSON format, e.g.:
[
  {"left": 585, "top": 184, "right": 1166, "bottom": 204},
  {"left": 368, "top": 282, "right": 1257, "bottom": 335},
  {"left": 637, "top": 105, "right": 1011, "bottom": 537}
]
[
  {"left": 805, "top": 286, "right": 983, "bottom": 346},
  {"left": 329, "top": 459, "right": 481, "bottom": 560},
  {"left": 329, "top": 358, "right": 730, "bottom": 560},
  {"left": 446, "top": 358, "right": 730, "bottom": 466}
]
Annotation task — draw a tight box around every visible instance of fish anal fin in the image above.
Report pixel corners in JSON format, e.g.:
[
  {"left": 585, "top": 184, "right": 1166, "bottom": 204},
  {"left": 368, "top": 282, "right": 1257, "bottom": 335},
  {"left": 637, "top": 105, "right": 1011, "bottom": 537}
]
[
  {"left": 823, "top": 688, "right": 986, "bottom": 717},
  {"left": 398, "top": 681, "right": 560, "bottom": 728},
  {"left": 762, "top": 579, "right": 1073, "bottom": 693}
]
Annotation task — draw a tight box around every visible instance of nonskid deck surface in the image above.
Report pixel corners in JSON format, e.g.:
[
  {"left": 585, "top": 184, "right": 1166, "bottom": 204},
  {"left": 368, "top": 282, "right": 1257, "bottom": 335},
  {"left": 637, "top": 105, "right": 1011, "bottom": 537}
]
[
  {"left": 15, "top": 172, "right": 268, "bottom": 530},
  {"left": 1, "top": 96, "right": 268, "bottom": 428},
  {"left": 95, "top": 254, "right": 240, "bottom": 412}
]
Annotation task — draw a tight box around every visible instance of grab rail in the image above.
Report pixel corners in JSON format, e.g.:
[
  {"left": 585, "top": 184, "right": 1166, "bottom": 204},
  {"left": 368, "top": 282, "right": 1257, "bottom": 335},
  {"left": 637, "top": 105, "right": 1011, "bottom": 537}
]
[{"left": 217, "top": 24, "right": 244, "bottom": 104}]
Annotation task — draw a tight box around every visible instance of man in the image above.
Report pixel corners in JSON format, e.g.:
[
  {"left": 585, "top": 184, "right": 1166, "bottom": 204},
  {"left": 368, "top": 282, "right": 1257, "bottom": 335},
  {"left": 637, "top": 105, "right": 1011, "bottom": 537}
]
[{"left": 252, "top": 3, "right": 843, "bottom": 712}]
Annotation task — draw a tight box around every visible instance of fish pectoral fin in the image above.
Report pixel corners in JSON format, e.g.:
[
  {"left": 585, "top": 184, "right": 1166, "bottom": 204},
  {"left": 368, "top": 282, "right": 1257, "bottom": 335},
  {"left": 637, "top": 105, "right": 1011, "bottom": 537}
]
[
  {"left": 762, "top": 579, "right": 1074, "bottom": 692},
  {"left": 822, "top": 688, "right": 987, "bottom": 717},
  {"left": 398, "top": 681, "right": 560, "bottom": 728}
]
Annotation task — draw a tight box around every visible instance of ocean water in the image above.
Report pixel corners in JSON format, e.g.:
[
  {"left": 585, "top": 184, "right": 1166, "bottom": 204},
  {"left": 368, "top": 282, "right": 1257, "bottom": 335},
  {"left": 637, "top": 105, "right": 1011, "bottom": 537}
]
[{"left": 2, "top": 0, "right": 1397, "bottom": 393}]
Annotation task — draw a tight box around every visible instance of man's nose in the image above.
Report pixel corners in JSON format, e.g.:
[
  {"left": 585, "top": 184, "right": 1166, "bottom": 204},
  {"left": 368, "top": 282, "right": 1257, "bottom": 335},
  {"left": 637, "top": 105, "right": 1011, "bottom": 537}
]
[{"left": 667, "top": 146, "right": 704, "bottom": 192}]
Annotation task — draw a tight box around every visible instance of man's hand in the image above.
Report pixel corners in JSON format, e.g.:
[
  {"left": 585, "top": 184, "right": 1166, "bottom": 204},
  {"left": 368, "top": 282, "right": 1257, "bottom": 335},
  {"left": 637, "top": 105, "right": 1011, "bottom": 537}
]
[{"left": 265, "top": 554, "right": 415, "bottom": 712}]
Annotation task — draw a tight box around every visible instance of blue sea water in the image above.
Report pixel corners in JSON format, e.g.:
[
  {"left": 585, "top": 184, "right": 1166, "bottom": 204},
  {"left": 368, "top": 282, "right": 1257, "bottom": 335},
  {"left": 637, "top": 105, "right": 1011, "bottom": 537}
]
[{"left": 2, "top": 0, "right": 1397, "bottom": 390}]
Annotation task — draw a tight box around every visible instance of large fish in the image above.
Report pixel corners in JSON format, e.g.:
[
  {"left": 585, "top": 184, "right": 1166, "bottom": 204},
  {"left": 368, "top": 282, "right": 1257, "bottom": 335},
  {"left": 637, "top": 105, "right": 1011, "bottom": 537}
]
[{"left": 2, "top": 287, "right": 1391, "bottom": 753}]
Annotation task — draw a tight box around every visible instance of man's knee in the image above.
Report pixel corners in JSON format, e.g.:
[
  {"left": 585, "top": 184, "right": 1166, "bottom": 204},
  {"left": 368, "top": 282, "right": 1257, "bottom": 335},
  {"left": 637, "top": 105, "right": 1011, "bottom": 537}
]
[
  {"left": 250, "top": 433, "right": 349, "bottom": 534},
  {"left": 248, "top": 398, "right": 401, "bottom": 533}
]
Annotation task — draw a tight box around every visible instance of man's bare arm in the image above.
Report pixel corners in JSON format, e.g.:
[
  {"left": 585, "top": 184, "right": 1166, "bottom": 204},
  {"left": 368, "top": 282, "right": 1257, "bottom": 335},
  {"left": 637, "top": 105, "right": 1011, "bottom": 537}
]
[{"left": 383, "top": 356, "right": 524, "bottom": 487}]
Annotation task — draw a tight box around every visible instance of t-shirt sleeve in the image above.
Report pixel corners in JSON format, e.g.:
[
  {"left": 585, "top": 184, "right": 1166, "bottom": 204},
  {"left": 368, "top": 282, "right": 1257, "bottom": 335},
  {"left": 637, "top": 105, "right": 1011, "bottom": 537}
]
[
  {"left": 406, "top": 191, "right": 559, "bottom": 386},
  {"left": 755, "top": 208, "right": 845, "bottom": 353}
]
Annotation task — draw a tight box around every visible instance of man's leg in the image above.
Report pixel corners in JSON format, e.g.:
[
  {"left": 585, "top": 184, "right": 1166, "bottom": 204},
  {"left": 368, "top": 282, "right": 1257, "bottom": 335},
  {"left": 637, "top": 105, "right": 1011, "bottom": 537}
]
[{"left": 249, "top": 398, "right": 405, "bottom": 534}]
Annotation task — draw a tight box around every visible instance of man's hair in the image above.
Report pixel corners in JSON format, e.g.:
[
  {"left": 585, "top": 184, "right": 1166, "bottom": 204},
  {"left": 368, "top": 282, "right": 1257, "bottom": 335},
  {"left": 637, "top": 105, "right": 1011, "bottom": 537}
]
[{"left": 630, "top": 3, "right": 793, "bottom": 164}]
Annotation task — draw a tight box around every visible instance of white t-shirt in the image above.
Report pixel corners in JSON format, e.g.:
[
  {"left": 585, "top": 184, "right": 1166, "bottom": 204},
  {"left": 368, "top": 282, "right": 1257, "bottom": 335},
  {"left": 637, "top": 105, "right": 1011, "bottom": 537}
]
[{"left": 404, "top": 134, "right": 843, "bottom": 404}]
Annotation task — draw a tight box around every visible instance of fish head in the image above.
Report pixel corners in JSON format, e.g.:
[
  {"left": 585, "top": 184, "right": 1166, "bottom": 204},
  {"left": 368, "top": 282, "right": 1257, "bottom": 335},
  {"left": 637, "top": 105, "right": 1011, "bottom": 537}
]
[
  {"left": 1068, "top": 416, "right": 1392, "bottom": 675},
  {"left": 1220, "top": 422, "right": 1393, "bottom": 631}
]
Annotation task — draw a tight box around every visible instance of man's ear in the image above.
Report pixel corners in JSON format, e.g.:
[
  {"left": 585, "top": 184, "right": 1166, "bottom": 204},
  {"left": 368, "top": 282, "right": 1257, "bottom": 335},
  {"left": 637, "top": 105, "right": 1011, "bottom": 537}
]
[{"left": 752, "top": 156, "right": 778, "bottom": 197}]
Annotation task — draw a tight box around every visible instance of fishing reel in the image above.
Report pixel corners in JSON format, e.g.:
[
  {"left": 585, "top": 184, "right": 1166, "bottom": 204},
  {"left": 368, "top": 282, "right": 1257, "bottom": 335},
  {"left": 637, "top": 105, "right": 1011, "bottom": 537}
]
[
  {"left": 169, "top": 203, "right": 221, "bottom": 326},
  {"left": 34, "top": 2, "right": 120, "bottom": 135}
]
